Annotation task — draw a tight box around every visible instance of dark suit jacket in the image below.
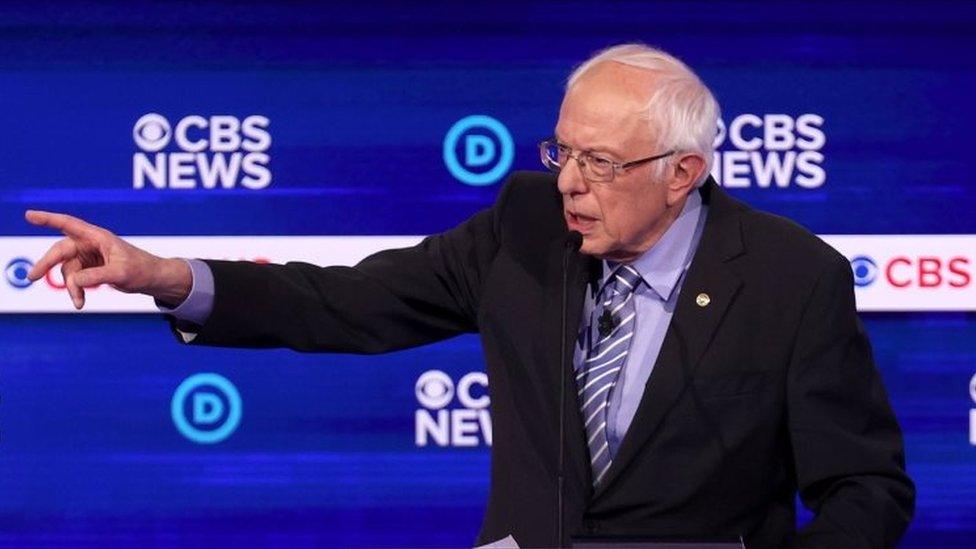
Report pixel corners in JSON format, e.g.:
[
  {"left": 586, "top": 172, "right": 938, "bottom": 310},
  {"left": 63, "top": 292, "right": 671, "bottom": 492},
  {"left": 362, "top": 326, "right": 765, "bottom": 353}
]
[{"left": 171, "top": 172, "right": 914, "bottom": 548}]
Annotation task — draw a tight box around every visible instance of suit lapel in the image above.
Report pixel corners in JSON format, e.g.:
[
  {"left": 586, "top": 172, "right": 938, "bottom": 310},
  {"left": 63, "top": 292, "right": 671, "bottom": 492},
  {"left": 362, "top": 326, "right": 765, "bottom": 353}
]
[{"left": 593, "top": 181, "right": 746, "bottom": 497}]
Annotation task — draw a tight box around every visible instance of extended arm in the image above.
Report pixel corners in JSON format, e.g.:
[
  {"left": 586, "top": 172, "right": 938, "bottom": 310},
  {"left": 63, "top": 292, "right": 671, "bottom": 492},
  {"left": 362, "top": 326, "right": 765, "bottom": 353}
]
[{"left": 167, "top": 203, "right": 501, "bottom": 354}]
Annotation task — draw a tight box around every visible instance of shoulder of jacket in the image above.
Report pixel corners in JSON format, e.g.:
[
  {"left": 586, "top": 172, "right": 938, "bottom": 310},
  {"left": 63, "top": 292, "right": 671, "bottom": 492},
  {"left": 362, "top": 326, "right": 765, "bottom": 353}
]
[
  {"left": 735, "top": 206, "right": 849, "bottom": 276},
  {"left": 493, "top": 171, "right": 565, "bottom": 241}
]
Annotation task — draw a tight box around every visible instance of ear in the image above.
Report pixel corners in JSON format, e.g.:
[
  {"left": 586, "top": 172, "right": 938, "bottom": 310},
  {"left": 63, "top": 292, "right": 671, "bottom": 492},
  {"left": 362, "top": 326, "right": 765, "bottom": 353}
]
[{"left": 666, "top": 152, "right": 707, "bottom": 207}]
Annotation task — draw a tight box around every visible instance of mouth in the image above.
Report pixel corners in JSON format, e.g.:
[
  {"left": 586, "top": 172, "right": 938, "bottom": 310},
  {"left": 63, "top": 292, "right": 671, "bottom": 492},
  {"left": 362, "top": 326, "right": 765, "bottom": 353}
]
[{"left": 566, "top": 210, "right": 599, "bottom": 232}]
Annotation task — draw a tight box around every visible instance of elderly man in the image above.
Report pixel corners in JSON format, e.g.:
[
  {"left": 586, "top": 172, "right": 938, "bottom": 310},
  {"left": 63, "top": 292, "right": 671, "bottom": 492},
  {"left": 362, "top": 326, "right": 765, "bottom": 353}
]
[{"left": 26, "top": 44, "right": 913, "bottom": 547}]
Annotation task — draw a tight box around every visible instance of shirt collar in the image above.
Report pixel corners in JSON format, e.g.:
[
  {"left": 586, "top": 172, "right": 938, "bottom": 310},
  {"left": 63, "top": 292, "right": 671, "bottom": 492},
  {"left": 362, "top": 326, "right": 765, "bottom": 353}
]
[{"left": 599, "top": 189, "right": 707, "bottom": 302}]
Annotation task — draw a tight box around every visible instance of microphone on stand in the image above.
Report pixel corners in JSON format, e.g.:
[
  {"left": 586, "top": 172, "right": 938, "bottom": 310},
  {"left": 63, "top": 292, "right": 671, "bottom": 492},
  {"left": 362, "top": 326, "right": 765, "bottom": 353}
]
[{"left": 558, "top": 230, "right": 583, "bottom": 547}]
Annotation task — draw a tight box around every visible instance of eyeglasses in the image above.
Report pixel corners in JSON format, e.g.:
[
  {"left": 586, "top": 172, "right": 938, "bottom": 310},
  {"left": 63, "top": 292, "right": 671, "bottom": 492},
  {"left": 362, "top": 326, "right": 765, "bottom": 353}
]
[{"left": 539, "top": 138, "right": 675, "bottom": 183}]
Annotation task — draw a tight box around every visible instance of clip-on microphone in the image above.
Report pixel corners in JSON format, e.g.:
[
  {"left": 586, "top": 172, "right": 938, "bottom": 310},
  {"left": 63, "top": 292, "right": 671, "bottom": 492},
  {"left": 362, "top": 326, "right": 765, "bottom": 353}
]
[{"left": 597, "top": 309, "right": 618, "bottom": 338}]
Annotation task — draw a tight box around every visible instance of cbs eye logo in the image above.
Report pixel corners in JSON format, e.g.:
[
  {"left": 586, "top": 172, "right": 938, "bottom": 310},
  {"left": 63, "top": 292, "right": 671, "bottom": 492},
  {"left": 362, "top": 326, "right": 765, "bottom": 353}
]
[
  {"left": 5, "top": 257, "right": 34, "bottom": 289},
  {"left": 415, "top": 370, "right": 456, "bottom": 409},
  {"left": 850, "top": 255, "right": 878, "bottom": 287},
  {"left": 133, "top": 113, "right": 172, "bottom": 152},
  {"left": 171, "top": 373, "right": 242, "bottom": 444}
]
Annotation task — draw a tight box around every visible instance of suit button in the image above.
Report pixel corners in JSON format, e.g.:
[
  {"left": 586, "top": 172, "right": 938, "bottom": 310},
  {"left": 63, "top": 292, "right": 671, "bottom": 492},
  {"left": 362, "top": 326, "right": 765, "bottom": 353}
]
[{"left": 584, "top": 519, "right": 600, "bottom": 534}]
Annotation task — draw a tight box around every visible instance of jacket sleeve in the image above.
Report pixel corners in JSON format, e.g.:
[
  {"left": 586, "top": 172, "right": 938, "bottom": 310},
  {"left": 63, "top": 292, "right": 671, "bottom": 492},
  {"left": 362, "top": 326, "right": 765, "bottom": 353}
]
[
  {"left": 163, "top": 186, "right": 507, "bottom": 354},
  {"left": 787, "top": 254, "right": 915, "bottom": 548}
]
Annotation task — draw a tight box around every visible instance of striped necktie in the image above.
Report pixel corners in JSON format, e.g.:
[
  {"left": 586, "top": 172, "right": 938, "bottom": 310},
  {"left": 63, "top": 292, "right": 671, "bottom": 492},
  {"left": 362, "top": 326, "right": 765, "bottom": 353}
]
[{"left": 577, "top": 263, "right": 643, "bottom": 486}]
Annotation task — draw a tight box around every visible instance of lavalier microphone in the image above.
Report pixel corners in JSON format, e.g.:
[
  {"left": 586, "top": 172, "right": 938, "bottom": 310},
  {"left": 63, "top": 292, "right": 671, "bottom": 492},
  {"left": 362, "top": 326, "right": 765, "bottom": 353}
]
[{"left": 598, "top": 309, "right": 618, "bottom": 337}]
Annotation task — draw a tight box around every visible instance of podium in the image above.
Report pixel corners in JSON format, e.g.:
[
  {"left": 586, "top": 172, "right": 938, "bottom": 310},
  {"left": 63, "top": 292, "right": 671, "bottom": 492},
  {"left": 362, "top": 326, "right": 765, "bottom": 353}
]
[
  {"left": 478, "top": 534, "right": 745, "bottom": 548},
  {"left": 571, "top": 537, "right": 745, "bottom": 548}
]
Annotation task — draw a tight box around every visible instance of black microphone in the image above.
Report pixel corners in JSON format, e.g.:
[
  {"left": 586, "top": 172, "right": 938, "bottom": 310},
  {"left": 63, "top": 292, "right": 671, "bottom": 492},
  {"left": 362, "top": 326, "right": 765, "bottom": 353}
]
[
  {"left": 557, "top": 230, "right": 582, "bottom": 547},
  {"left": 564, "top": 230, "right": 583, "bottom": 254},
  {"left": 598, "top": 309, "right": 618, "bottom": 338}
]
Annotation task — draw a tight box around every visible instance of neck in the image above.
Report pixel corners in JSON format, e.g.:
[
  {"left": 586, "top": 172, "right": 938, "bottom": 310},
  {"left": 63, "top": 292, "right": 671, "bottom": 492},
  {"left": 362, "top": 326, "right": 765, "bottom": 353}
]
[{"left": 600, "top": 193, "right": 690, "bottom": 263}]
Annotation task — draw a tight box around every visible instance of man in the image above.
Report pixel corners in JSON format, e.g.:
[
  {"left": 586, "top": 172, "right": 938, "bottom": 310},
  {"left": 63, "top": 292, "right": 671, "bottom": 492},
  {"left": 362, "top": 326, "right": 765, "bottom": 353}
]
[{"left": 25, "top": 44, "right": 913, "bottom": 547}]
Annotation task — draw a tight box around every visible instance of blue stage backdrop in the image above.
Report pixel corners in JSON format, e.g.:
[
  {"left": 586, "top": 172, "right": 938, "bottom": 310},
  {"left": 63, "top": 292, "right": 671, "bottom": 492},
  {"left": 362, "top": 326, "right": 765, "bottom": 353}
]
[{"left": 1, "top": 2, "right": 974, "bottom": 546}]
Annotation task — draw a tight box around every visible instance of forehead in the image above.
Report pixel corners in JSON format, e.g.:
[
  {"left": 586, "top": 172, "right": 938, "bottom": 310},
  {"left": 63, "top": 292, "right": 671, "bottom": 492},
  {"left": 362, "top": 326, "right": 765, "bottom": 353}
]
[{"left": 556, "top": 62, "right": 657, "bottom": 150}]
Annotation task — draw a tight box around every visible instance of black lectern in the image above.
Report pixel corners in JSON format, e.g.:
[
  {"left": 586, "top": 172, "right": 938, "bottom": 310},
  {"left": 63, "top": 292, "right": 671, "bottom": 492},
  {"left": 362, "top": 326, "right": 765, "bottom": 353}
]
[{"left": 571, "top": 537, "right": 745, "bottom": 548}]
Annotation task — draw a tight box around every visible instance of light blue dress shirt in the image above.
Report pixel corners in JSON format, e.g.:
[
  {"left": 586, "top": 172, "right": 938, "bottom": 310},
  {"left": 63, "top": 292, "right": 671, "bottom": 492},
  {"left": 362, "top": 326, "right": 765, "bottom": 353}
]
[
  {"left": 573, "top": 190, "right": 707, "bottom": 458},
  {"left": 156, "top": 257, "right": 214, "bottom": 326},
  {"left": 161, "top": 192, "right": 708, "bottom": 454}
]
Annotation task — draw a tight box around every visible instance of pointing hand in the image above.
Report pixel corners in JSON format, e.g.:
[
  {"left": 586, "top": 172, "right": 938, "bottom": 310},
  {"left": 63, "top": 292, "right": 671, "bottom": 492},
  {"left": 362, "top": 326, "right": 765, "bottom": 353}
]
[{"left": 24, "top": 210, "right": 191, "bottom": 309}]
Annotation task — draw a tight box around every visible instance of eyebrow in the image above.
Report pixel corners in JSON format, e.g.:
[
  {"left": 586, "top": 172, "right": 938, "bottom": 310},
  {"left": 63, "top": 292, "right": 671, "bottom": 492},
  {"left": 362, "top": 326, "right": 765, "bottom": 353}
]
[{"left": 553, "top": 133, "right": 625, "bottom": 160}]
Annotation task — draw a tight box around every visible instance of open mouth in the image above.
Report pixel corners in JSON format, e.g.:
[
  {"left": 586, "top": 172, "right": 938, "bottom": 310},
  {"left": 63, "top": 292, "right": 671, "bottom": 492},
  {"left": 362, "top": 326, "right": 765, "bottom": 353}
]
[{"left": 567, "top": 211, "right": 598, "bottom": 231}]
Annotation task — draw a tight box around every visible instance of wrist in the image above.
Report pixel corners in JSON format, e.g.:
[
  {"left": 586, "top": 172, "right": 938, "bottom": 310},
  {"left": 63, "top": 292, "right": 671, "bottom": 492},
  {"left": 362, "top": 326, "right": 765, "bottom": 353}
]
[{"left": 152, "top": 258, "right": 193, "bottom": 306}]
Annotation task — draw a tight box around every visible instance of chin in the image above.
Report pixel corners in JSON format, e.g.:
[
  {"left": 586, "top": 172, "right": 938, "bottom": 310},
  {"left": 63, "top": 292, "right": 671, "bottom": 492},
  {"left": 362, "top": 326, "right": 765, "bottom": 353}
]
[
  {"left": 582, "top": 239, "right": 637, "bottom": 263},
  {"left": 579, "top": 238, "right": 609, "bottom": 259}
]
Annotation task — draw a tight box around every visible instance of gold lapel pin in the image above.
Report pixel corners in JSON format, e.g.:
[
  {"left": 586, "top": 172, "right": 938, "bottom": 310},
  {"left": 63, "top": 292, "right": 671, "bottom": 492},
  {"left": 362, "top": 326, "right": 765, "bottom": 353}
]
[{"left": 696, "top": 293, "right": 711, "bottom": 307}]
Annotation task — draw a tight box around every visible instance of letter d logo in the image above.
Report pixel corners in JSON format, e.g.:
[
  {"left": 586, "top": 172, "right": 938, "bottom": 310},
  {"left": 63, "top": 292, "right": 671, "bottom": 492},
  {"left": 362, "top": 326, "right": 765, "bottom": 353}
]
[
  {"left": 443, "top": 115, "right": 514, "bottom": 186},
  {"left": 172, "top": 373, "right": 242, "bottom": 444}
]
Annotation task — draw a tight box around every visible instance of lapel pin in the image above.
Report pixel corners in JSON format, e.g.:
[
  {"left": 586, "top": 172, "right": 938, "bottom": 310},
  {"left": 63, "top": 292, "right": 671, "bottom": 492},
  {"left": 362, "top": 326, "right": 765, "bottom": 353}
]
[{"left": 696, "top": 293, "right": 711, "bottom": 307}]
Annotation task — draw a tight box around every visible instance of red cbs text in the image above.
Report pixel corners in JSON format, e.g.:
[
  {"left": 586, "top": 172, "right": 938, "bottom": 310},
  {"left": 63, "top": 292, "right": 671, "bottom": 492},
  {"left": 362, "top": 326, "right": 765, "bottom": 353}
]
[{"left": 885, "top": 256, "right": 970, "bottom": 289}]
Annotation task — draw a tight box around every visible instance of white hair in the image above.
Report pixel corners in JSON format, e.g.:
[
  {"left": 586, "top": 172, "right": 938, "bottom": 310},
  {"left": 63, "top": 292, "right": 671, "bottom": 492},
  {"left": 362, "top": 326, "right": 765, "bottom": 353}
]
[{"left": 566, "top": 43, "right": 720, "bottom": 186}]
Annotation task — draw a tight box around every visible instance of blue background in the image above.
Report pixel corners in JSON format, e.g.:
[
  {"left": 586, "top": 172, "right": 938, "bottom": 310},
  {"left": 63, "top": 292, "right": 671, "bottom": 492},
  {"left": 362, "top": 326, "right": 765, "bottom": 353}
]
[{"left": 2, "top": 1, "right": 974, "bottom": 546}]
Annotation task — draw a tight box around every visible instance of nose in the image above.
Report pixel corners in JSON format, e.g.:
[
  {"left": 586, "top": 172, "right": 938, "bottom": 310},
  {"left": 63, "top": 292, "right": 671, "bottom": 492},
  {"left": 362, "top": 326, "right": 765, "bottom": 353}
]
[{"left": 556, "top": 157, "right": 588, "bottom": 196}]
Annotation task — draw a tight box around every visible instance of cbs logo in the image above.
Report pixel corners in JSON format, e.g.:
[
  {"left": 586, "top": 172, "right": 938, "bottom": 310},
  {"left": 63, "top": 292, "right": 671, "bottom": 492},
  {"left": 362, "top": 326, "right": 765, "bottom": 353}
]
[
  {"left": 850, "top": 256, "right": 878, "bottom": 287},
  {"left": 133, "top": 113, "right": 172, "bottom": 152},
  {"left": 4, "top": 257, "right": 34, "bottom": 289},
  {"left": 415, "top": 369, "right": 491, "bottom": 447},
  {"left": 415, "top": 369, "right": 488, "bottom": 410},
  {"left": 133, "top": 112, "right": 272, "bottom": 190},
  {"left": 850, "top": 255, "right": 971, "bottom": 289}
]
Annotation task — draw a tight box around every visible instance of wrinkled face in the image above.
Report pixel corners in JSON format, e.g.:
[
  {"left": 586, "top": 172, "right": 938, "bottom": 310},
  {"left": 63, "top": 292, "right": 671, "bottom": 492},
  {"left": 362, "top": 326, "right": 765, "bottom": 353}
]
[{"left": 555, "top": 62, "right": 680, "bottom": 263}]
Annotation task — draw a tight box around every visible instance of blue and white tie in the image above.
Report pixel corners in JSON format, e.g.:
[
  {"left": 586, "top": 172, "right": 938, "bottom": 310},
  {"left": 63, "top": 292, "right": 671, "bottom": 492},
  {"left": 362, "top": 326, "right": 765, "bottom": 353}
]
[{"left": 577, "top": 264, "right": 642, "bottom": 486}]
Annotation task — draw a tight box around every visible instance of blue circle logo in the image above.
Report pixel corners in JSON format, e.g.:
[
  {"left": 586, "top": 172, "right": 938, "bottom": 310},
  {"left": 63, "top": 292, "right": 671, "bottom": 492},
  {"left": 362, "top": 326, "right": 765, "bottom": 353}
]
[
  {"left": 171, "top": 373, "right": 242, "bottom": 444},
  {"left": 850, "top": 255, "right": 878, "bottom": 287},
  {"left": 5, "top": 257, "right": 34, "bottom": 289},
  {"left": 443, "top": 115, "right": 514, "bottom": 186}
]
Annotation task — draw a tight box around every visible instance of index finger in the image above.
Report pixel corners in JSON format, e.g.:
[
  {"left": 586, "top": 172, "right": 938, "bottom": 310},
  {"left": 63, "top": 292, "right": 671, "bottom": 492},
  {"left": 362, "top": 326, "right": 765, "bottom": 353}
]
[{"left": 25, "top": 210, "right": 106, "bottom": 240}]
